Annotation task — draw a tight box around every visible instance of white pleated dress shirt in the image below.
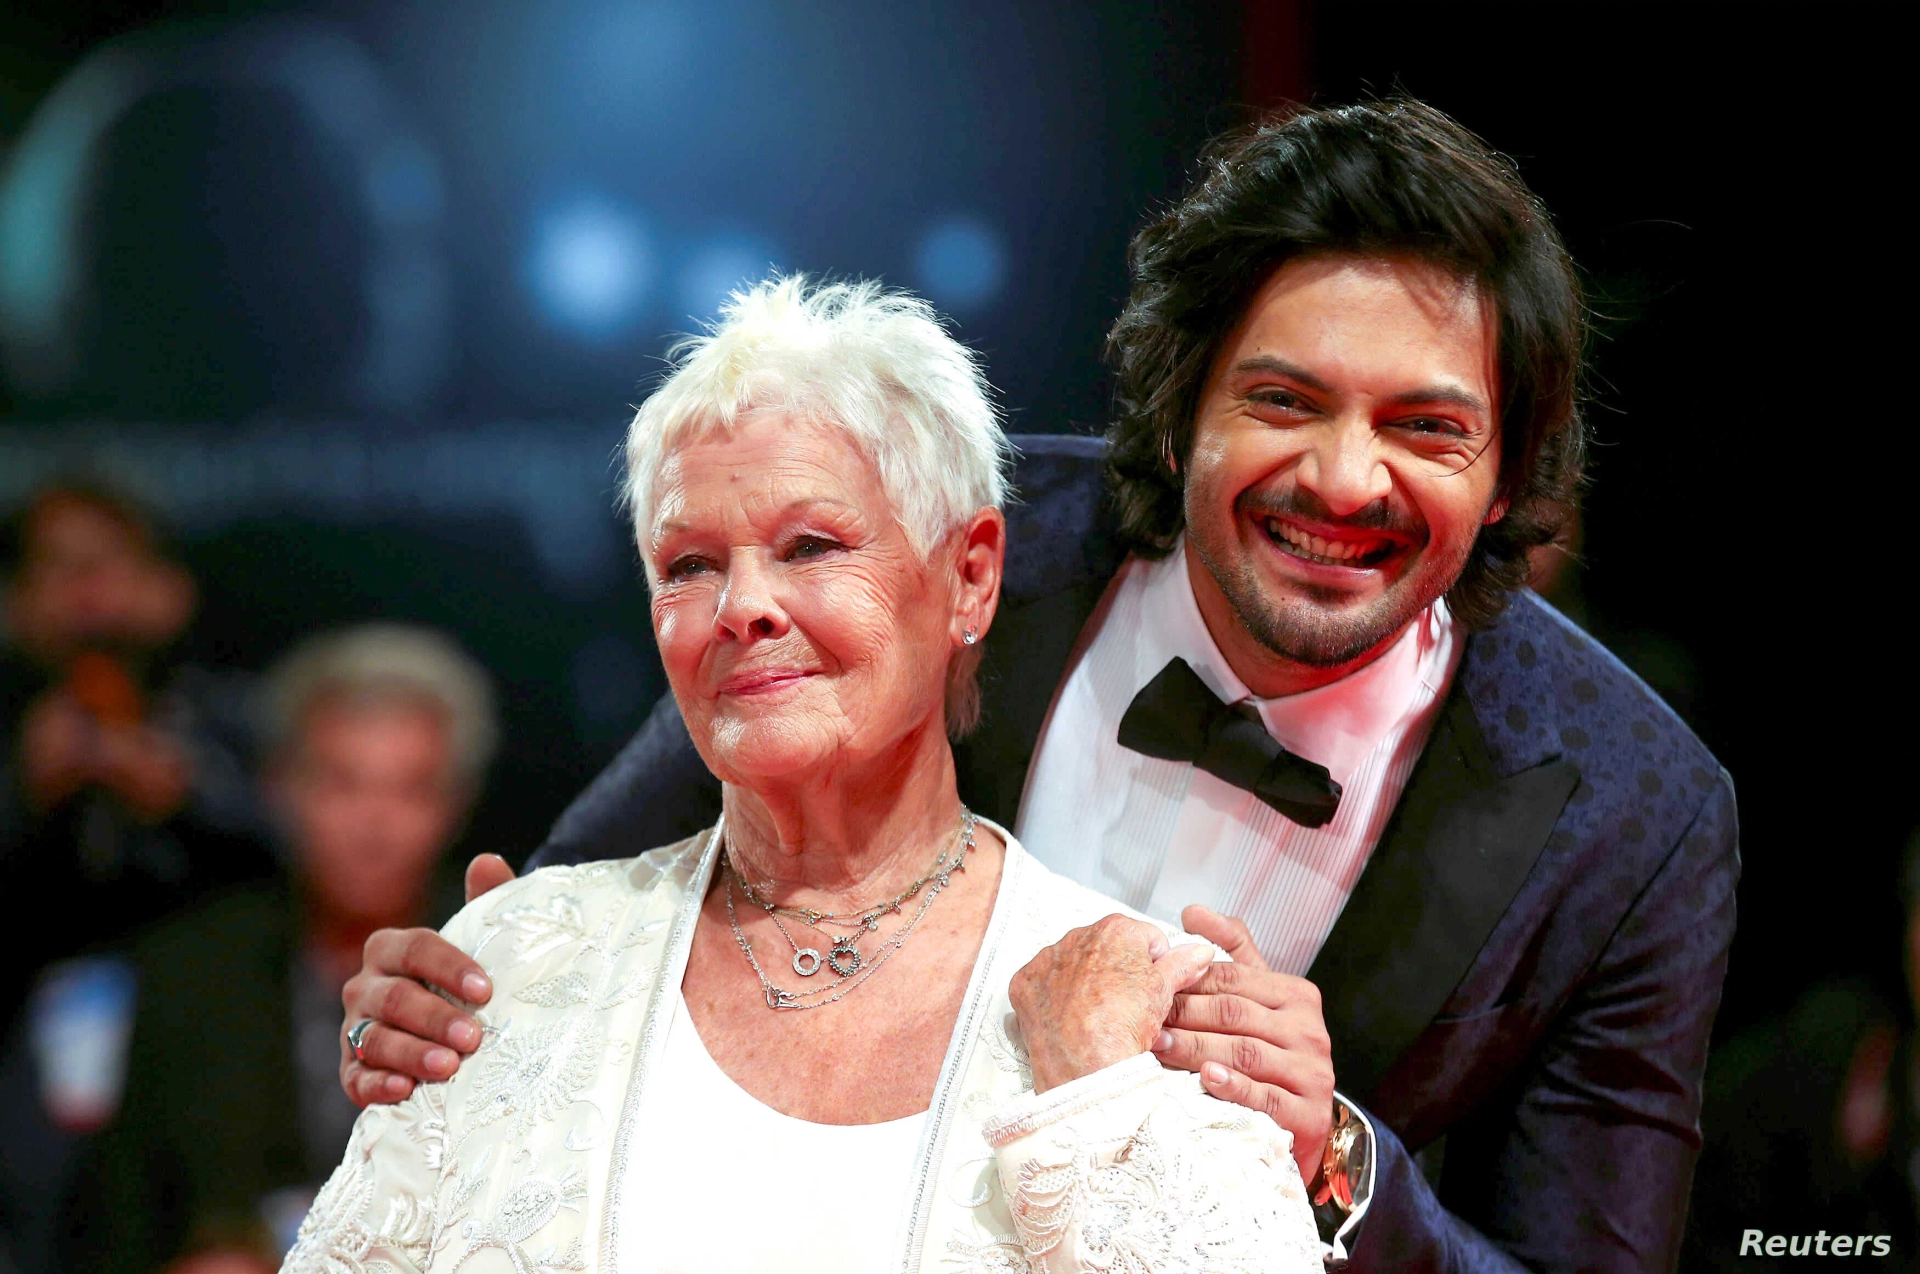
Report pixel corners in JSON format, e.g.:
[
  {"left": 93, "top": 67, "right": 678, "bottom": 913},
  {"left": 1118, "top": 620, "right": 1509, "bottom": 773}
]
[{"left": 1014, "top": 541, "right": 1463, "bottom": 976}]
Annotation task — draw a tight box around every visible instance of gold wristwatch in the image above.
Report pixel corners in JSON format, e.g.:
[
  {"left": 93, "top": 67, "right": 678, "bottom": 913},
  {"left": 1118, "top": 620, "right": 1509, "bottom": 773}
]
[{"left": 1309, "top": 1094, "right": 1374, "bottom": 1268}]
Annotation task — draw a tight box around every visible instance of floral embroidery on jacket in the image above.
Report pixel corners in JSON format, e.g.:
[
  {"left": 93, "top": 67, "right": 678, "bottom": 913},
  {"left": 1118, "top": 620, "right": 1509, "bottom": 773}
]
[{"left": 1005, "top": 1100, "right": 1319, "bottom": 1274}]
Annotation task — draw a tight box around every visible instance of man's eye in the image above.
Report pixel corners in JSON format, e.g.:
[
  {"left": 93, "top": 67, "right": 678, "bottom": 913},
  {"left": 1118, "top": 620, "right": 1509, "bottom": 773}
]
[
  {"left": 1251, "top": 389, "right": 1306, "bottom": 411},
  {"left": 1402, "top": 417, "right": 1466, "bottom": 437}
]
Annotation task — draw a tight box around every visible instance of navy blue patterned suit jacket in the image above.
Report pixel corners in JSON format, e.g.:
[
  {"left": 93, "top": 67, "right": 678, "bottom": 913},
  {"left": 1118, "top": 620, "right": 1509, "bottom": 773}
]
[{"left": 532, "top": 436, "right": 1739, "bottom": 1273}]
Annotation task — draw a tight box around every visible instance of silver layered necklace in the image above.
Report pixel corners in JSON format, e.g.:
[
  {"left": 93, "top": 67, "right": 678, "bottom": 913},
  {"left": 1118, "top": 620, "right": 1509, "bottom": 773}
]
[{"left": 723, "top": 809, "right": 977, "bottom": 1011}]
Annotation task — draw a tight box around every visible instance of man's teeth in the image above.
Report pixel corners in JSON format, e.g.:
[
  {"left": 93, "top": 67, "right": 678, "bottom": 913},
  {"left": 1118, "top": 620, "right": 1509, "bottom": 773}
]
[{"left": 1264, "top": 518, "right": 1387, "bottom": 566}]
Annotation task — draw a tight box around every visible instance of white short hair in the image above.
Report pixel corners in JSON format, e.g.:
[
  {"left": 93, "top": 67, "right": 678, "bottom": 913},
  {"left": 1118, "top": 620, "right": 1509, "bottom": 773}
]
[
  {"left": 623, "top": 274, "right": 1011, "bottom": 559},
  {"left": 261, "top": 623, "right": 499, "bottom": 789}
]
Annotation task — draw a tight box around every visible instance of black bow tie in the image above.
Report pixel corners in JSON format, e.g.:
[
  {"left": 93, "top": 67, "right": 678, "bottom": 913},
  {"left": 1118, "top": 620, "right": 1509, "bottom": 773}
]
[{"left": 1116, "top": 658, "right": 1343, "bottom": 829}]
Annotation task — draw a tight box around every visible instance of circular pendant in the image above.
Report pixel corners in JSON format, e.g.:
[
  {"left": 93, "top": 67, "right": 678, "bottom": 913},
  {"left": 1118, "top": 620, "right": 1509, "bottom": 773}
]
[
  {"left": 828, "top": 942, "right": 863, "bottom": 978},
  {"left": 792, "top": 948, "right": 823, "bottom": 977}
]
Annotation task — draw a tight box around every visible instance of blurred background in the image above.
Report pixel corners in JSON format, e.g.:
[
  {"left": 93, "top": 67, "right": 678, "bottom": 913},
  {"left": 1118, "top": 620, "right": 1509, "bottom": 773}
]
[{"left": 0, "top": 1, "right": 1908, "bottom": 1270}]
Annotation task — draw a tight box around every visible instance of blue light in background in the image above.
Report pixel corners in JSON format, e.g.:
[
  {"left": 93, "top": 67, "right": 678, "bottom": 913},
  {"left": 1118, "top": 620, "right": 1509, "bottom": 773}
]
[
  {"left": 570, "top": 2, "right": 694, "bottom": 109},
  {"left": 913, "top": 215, "right": 1006, "bottom": 314},
  {"left": 675, "top": 232, "right": 780, "bottom": 323},
  {"left": 366, "top": 137, "right": 444, "bottom": 228},
  {"left": 527, "top": 196, "right": 654, "bottom": 339}
]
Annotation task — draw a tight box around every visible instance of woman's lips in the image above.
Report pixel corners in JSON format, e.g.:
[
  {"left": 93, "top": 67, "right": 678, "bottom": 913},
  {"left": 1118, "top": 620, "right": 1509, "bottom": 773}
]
[{"left": 716, "top": 668, "right": 816, "bottom": 696}]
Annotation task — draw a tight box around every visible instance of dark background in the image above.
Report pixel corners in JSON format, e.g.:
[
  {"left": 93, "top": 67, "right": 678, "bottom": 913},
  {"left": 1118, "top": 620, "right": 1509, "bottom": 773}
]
[{"left": 0, "top": 0, "right": 1906, "bottom": 1051}]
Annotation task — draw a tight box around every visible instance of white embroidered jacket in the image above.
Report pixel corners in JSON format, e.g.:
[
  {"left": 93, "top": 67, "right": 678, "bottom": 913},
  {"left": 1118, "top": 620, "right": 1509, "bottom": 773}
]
[{"left": 285, "top": 822, "right": 1322, "bottom": 1274}]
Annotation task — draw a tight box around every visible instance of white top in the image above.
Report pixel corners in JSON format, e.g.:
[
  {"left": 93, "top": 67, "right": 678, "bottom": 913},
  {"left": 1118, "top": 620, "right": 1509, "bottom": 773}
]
[
  {"left": 287, "top": 827, "right": 1322, "bottom": 1274},
  {"left": 618, "top": 991, "right": 928, "bottom": 1272},
  {"left": 1016, "top": 541, "right": 1462, "bottom": 975}
]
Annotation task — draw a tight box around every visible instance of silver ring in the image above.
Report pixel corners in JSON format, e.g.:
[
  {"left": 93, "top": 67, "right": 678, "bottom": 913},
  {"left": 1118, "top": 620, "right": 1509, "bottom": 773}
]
[{"left": 347, "top": 1018, "right": 376, "bottom": 1062}]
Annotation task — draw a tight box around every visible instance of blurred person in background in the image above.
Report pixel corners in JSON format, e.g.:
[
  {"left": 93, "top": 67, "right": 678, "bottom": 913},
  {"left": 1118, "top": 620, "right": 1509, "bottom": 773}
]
[
  {"left": 1681, "top": 836, "right": 1920, "bottom": 1270},
  {"left": 68, "top": 623, "right": 496, "bottom": 1274},
  {"left": 0, "top": 479, "right": 268, "bottom": 1027},
  {"left": 0, "top": 480, "right": 271, "bottom": 1274}
]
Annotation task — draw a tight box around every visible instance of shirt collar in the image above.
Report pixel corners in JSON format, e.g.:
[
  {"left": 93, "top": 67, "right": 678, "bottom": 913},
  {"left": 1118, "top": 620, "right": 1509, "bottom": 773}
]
[{"left": 1134, "top": 539, "right": 1457, "bottom": 782}]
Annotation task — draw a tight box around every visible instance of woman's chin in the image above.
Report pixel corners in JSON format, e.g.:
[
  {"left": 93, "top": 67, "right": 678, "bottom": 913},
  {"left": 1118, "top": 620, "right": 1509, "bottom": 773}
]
[{"left": 706, "top": 720, "right": 841, "bottom": 785}]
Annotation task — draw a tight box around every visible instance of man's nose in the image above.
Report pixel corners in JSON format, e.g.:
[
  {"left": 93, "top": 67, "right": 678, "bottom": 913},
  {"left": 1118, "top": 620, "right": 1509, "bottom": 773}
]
[
  {"left": 1293, "top": 419, "right": 1392, "bottom": 517},
  {"left": 712, "top": 555, "right": 792, "bottom": 643}
]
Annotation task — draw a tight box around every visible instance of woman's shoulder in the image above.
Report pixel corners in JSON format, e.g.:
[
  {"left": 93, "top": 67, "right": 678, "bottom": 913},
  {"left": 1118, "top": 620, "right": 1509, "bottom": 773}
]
[{"left": 439, "top": 829, "right": 714, "bottom": 960}]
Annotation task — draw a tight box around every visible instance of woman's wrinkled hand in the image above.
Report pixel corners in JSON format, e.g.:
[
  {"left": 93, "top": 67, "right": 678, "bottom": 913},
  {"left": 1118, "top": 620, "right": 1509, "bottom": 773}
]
[{"left": 1009, "top": 915, "right": 1216, "bottom": 1094}]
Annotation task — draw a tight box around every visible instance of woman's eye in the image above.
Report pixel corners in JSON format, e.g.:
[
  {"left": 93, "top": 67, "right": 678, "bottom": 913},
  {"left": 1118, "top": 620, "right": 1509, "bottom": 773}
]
[
  {"left": 664, "top": 556, "right": 710, "bottom": 580},
  {"left": 785, "top": 535, "right": 838, "bottom": 561}
]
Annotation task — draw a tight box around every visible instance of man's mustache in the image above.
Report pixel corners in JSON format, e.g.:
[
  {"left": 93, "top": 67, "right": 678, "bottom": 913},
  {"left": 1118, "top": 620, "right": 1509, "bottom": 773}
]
[{"left": 1236, "top": 487, "right": 1425, "bottom": 539}]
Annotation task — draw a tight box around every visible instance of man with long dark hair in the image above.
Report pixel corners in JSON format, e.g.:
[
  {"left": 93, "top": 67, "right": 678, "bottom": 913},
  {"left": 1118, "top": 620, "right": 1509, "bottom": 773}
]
[{"left": 336, "top": 101, "right": 1736, "bottom": 1272}]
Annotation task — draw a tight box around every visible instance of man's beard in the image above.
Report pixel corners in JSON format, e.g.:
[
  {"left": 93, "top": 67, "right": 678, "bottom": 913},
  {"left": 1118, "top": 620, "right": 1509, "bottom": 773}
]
[
  {"left": 1199, "top": 546, "right": 1436, "bottom": 667},
  {"left": 1189, "top": 488, "right": 1462, "bottom": 670}
]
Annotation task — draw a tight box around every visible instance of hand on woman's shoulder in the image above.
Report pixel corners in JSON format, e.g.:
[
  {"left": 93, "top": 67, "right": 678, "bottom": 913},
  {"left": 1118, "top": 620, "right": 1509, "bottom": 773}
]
[{"left": 442, "top": 832, "right": 710, "bottom": 974}]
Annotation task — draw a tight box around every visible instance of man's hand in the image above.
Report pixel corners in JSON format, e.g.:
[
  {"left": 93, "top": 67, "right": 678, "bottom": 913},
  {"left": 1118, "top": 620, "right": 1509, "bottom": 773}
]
[
  {"left": 20, "top": 690, "right": 191, "bottom": 820},
  {"left": 92, "top": 722, "right": 191, "bottom": 822},
  {"left": 1154, "top": 905, "right": 1336, "bottom": 1182},
  {"left": 1010, "top": 914, "right": 1217, "bottom": 1093},
  {"left": 337, "top": 853, "right": 517, "bottom": 1107}
]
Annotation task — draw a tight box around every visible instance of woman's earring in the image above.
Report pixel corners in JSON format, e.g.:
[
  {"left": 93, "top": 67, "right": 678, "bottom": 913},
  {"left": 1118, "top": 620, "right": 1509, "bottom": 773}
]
[{"left": 962, "top": 627, "right": 978, "bottom": 646}]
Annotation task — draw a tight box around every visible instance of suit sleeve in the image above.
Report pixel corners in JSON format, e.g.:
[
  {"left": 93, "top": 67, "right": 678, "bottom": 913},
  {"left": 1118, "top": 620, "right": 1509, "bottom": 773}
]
[{"left": 1349, "top": 774, "right": 1740, "bottom": 1274}]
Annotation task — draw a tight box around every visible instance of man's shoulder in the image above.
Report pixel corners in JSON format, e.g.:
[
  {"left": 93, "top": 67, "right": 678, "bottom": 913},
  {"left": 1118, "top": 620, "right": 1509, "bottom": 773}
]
[
  {"left": 1467, "top": 593, "right": 1719, "bottom": 765},
  {"left": 1461, "top": 591, "right": 1730, "bottom": 840},
  {"left": 134, "top": 881, "right": 292, "bottom": 974},
  {"left": 1002, "top": 433, "right": 1122, "bottom": 603},
  {"left": 123, "top": 883, "right": 293, "bottom": 1043}
]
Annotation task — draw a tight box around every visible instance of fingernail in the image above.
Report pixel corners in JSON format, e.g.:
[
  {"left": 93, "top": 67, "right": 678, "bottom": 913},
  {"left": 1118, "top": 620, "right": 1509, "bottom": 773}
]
[
  {"left": 425, "top": 1047, "right": 457, "bottom": 1074},
  {"left": 462, "top": 973, "right": 491, "bottom": 1001},
  {"left": 1202, "top": 1061, "right": 1230, "bottom": 1085},
  {"left": 384, "top": 1074, "right": 410, "bottom": 1097},
  {"left": 448, "top": 1019, "right": 479, "bottom": 1050},
  {"left": 1153, "top": 1031, "right": 1174, "bottom": 1052}
]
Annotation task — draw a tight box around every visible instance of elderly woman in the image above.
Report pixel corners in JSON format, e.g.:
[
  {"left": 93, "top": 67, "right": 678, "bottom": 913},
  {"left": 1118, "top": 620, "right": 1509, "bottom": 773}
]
[{"left": 284, "top": 278, "right": 1319, "bottom": 1273}]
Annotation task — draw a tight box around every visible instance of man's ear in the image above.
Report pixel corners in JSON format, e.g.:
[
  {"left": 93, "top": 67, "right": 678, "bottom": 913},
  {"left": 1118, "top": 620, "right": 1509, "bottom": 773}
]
[
  {"left": 950, "top": 507, "right": 1006, "bottom": 646},
  {"left": 1483, "top": 495, "right": 1510, "bottom": 527}
]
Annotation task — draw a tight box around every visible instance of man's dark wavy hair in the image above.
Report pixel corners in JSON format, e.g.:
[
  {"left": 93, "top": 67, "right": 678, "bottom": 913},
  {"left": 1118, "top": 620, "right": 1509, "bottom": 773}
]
[{"left": 1105, "top": 99, "right": 1586, "bottom": 629}]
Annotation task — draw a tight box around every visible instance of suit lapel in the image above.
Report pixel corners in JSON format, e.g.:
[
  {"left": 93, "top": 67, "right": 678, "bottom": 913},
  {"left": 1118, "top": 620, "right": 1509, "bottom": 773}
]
[{"left": 1307, "top": 680, "right": 1578, "bottom": 1101}]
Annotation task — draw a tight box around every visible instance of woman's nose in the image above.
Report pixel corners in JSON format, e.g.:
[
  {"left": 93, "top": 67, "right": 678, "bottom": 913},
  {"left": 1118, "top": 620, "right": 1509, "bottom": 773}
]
[
  {"left": 1293, "top": 419, "right": 1392, "bottom": 517},
  {"left": 711, "top": 557, "right": 791, "bottom": 643}
]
